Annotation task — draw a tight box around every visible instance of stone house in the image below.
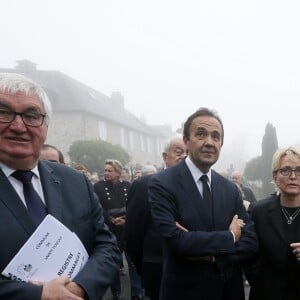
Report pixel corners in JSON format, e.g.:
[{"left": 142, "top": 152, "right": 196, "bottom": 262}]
[{"left": 0, "top": 60, "right": 174, "bottom": 166}]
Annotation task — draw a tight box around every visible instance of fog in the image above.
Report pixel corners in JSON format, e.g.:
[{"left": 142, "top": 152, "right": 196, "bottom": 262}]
[{"left": 1, "top": 0, "right": 300, "bottom": 171}]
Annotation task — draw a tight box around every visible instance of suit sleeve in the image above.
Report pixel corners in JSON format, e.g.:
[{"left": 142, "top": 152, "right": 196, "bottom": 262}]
[
  {"left": 72, "top": 176, "right": 122, "bottom": 300},
  {"left": 149, "top": 174, "right": 258, "bottom": 263},
  {"left": 124, "top": 177, "right": 150, "bottom": 274},
  {"left": 0, "top": 173, "right": 121, "bottom": 300}
]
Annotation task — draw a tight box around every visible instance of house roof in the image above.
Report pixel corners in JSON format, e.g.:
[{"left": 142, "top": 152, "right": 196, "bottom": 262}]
[{"left": 0, "top": 64, "right": 167, "bottom": 136}]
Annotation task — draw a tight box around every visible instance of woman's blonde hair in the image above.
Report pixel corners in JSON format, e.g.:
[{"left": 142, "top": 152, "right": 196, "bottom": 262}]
[
  {"left": 105, "top": 159, "right": 123, "bottom": 174},
  {"left": 272, "top": 147, "right": 300, "bottom": 173}
]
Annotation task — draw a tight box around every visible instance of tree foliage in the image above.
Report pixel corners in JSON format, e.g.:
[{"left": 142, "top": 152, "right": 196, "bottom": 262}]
[
  {"left": 261, "top": 123, "right": 278, "bottom": 197},
  {"left": 243, "top": 122, "right": 278, "bottom": 199},
  {"left": 243, "top": 156, "right": 262, "bottom": 181},
  {"left": 68, "top": 139, "right": 131, "bottom": 174}
]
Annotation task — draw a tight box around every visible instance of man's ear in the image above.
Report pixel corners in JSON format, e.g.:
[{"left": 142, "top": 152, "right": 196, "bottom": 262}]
[{"left": 162, "top": 152, "right": 167, "bottom": 162}]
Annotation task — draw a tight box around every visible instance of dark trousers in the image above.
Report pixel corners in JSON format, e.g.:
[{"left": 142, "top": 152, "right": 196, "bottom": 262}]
[
  {"left": 142, "top": 262, "right": 162, "bottom": 300},
  {"left": 125, "top": 252, "right": 144, "bottom": 298},
  {"left": 110, "top": 271, "right": 121, "bottom": 296}
]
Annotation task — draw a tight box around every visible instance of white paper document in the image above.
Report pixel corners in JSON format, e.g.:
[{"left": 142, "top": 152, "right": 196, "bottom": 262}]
[{"left": 2, "top": 215, "right": 89, "bottom": 282}]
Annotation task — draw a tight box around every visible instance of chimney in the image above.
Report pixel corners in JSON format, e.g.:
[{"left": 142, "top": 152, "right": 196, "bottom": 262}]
[
  {"left": 110, "top": 91, "right": 124, "bottom": 110},
  {"left": 15, "top": 60, "right": 37, "bottom": 71}
]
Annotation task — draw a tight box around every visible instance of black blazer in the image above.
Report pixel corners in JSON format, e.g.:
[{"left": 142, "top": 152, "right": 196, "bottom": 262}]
[
  {"left": 125, "top": 174, "right": 162, "bottom": 274},
  {"left": 149, "top": 160, "right": 258, "bottom": 300},
  {"left": 249, "top": 194, "right": 300, "bottom": 300},
  {"left": 0, "top": 160, "right": 121, "bottom": 300}
]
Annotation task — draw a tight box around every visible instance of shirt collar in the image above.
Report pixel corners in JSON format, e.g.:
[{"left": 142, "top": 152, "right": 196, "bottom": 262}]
[
  {"left": 0, "top": 162, "right": 40, "bottom": 179},
  {"left": 185, "top": 156, "right": 212, "bottom": 184}
]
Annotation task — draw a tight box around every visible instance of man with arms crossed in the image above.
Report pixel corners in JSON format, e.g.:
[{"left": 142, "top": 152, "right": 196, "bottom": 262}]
[
  {"left": 125, "top": 137, "right": 186, "bottom": 300},
  {"left": 149, "top": 108, "right": 258, "bottom": 300}
]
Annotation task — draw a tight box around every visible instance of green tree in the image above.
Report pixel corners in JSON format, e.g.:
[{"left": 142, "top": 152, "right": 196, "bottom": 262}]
[
  {"left": 261, "top": 123, "right": 278, "bottom": 197},
  {"left": 243, "top": 123, "right": 278, "bottom": 199},
  {"left": 68, "top": 140, "right": 131, "bottom": 174},
  {"left": 243, "top": 156, "right": 262, "bottom": 181}
]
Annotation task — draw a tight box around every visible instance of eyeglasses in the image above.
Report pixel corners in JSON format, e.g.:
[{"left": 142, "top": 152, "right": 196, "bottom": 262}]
[
  {"left": 277, "top": 167, "right": 300, "bottom": 177},
  {"left": 0, "top": 108, "right": 46, "bottom": 127}
]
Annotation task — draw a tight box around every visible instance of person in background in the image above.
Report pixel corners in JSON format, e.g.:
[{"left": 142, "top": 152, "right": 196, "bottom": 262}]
[
  {"left": 89, "top": 172, "right": 99, "bottom": 184},
  {"left": 74, "top": 164, "right": 92, "bottom": 179},
  {"left": 125, "top": 136, "right": 186, "bottom": 300},
  {"left": 249, "top": 147, "right": 300, "bottom": 300},
  {"left": 141, "top": 165, "right": 157, "bottom": 176},
  {"left": 0, "top": 73, "right": 121, "bottom": 300},
  {"left": 132, "top": 169, "right": 142, "bottom": 181},
  {"left": 231, "top": 171, "right": 256, "bottom": 285},
  {"left": 121, "top": 167, "right": 131, "bottom": 182},
  {"left": 231, "top": 171, "right": 257, "bottom": 207},
  {"left": 149, "top": 107, "right": 258, "bottom": 300},
  {"left": 40, "top": 143, "right": 65, "bottom": 164},
  {"left": 94, "top": 159, "right": 140, "bottom": 300}
]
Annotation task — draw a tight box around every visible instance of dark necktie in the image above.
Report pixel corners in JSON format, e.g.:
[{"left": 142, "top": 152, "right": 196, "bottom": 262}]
[
  {"left": 200, "top": 174, "right": 213, "bottom": 229},
  {"left": 12, "top": 170, "right": 47, "bottom": 226}
]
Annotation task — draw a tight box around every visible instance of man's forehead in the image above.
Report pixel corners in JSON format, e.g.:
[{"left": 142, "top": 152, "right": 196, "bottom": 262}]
[
  {"left": 192, "top": 116, "right": 222, "bottom": 130},
  {"left": 171, "top": 141, "right": 185, "bottom": 149},
  {"left": 0, "top": 91, "right": 39, "bottom": 101}
]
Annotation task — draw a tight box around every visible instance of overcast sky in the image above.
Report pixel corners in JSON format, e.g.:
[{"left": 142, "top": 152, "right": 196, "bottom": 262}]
[{"left": 1, "top": 0, "right": 300, "bottom": 169}]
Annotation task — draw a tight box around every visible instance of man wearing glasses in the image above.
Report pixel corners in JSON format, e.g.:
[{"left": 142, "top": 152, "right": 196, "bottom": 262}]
[{"left": 0, "top": 73, "right": 121, "bottom": 300}]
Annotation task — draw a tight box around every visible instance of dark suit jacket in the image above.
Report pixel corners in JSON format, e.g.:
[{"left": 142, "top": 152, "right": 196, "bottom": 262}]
[
  {"left": 249, "top": 194, "right": 300, "bottom": 300},
  {"left": 0, "top": 160, "right": 121, "bottom": 300},
  {"left": 125, "top": 174, "right": 162, "bottom": 274},
  {"left": 149, "top": 160, "right": 258, "bottom": 300}
]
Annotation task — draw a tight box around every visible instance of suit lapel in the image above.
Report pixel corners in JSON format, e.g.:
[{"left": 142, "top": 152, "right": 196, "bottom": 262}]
[
  {"left": 210, "top": 171, "right": 223, "bottom": 229},
  {"left": 0, "top": 168, "right": 36, "bottom": 234},
  {"left": 177, "top": 161, "right": 210, "bottom": 228},
  {"left": 38, "top": 161, "right": 63, "bottom": 220}
]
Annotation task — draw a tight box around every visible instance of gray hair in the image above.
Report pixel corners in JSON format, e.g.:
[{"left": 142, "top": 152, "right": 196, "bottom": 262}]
[
  {"left": 0, "top": 73, "right": 52, "bottom": 124},
  {"left": 163, "top": 136, "right": 183, "bottom": 153},
  {"left": 141, "top": 164, "right": 157, "bottom": 175},
  {"left": 105, "top": 159, "right": 123, "bottom": 174}
]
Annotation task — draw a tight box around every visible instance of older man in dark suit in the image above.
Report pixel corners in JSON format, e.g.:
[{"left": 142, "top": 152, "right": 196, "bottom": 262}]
[
  {"left": 0, "top": 73, "right": 121, "bottom": 300},
  {"left": 149, "top": 108, "right": 258, "bottom": 300},
  {"left": 125, "top": 137, "right": 186, "bottom": 300}
]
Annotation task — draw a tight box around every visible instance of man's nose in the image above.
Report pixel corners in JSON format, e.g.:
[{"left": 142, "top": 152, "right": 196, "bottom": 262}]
[
  {"left": 9, "top": 114, "right": 26, "bottom": 129},
  {"left": 204, "top": 135, "right": 214, "bottom": 144}
]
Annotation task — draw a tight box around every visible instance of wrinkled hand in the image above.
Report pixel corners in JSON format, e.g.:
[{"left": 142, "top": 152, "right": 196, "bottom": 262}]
[
  {"left": 111, "top": 216, "right": 126, "bottom": 226},
  {"left": 229, "top": 214, "right": 245, "bottom": 243},
  {"left": 31, "top": 276, "right": 84, "bottom": 300},
  {"left": 290, "top": 242, "right": 300, "bottom": 261}
]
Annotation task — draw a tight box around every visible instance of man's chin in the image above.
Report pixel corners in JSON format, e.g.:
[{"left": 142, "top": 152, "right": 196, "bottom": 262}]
[
  {"left": 0, "top": 150, "right": 36, "bottom": 163},
  {"left": 202, "top": 157, "right": 217, "bottom": 166}
]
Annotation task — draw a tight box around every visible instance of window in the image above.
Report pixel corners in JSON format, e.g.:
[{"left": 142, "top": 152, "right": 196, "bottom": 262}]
[{"left": 98, "top": 120, "right": 107, "bottom": 140}]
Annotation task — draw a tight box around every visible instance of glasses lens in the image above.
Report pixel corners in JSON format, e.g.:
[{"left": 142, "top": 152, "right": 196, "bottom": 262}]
[
  {"left": 280, "top": 168, "right": 291, "bottom": 176},
  {"left": 23, "top": 113, "right": 43, "bottom": 127},
  {"left": 279, "top": 167, "right": 300, "bottom": 176},
  {"left": 0, "top": 109, "right": 13, "bottom": 122}
]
